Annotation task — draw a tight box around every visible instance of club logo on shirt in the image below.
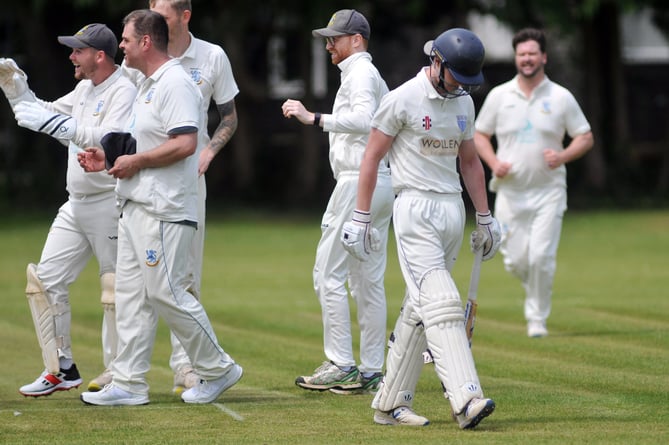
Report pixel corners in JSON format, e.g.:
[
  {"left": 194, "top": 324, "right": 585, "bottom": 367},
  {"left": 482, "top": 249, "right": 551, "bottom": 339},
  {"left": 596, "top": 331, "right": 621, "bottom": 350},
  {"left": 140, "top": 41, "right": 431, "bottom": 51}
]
[
  {"left": 422, "top": 115, "right": 432, "bottom": 130},
  {"left": 541, "top": 100, "right": 552, "bottom": 114},
  {"left": 92, "top": 100, "right": 104, "bottom": 117},
  {"left": 145, "top": 249, "right": 159, "bottom": 267},
  {"left": 457, "top": 115, "right": 467, "bottom": 133},
  {"left": 190, "top": 68, "right": 203, "bottom": 85},
  {"left": 144, "top": 88, "right": 155, "bottom": 104},
  {"left": 518, "top": 119, "right": 536, "bottom": 143}
]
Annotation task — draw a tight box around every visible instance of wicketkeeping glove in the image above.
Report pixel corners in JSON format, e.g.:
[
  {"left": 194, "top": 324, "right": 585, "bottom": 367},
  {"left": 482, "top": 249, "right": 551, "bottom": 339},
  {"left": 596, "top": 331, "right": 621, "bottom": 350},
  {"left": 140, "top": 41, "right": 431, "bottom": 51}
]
[
  {"left": 14, "top": 101, "right": 76, "bottom": 142},
  {"left": 0, "top": 58, "right": 35, "bottom": 105},
  {"left": 470, "top": 211, "right": 501, "bottom": 261},
  {"left": 340, "top": 209, "right": 381, "bottom": 262}
]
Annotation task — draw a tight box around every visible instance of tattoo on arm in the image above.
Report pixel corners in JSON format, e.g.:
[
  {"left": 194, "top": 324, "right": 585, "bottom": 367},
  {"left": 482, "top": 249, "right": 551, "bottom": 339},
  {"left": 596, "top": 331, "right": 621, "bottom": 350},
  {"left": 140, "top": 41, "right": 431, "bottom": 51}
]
[{"left": 207, "top": 100, "right": 238, "bottom": 156}]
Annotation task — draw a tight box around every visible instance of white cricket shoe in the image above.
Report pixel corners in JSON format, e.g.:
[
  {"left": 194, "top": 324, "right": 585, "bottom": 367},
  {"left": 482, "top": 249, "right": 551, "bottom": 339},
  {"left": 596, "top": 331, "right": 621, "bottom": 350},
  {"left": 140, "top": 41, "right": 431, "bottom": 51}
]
[
  {"left": 181, "top": 363, "right": 243, "bottom": 404},
  {"left": 80, "top": 384, "right": 149, "bottom": 406},
  {"left": 87, "top": 368, "right": 113, "bottom": 392},
  {"left": 172, "top": 365, "right": 201, "bottom": 396},
  {"left": 19, "top": 364, "right": 83, "bottom": 397},
  {"left": 527, "top": 321, "right": 548, "bottom": 338},
  {"left": 455, "top": 397, "right": 495, "bottom": 429},
  {"left": 374, "top": 406, "right": 430, "bottom": 426}
]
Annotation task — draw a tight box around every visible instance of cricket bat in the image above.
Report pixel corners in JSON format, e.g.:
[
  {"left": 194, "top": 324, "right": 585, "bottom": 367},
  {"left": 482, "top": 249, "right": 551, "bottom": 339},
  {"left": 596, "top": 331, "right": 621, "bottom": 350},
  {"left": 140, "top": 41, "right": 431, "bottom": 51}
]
[{"left": 464, "top": 248, "right": 483, "bottom": 347}]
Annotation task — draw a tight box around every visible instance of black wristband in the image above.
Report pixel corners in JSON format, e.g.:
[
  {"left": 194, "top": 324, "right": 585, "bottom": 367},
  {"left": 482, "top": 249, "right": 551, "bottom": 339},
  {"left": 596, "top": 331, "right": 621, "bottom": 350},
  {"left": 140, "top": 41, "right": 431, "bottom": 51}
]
[{"left": 313, "top": 112, "right": 321, "bottom": 126}]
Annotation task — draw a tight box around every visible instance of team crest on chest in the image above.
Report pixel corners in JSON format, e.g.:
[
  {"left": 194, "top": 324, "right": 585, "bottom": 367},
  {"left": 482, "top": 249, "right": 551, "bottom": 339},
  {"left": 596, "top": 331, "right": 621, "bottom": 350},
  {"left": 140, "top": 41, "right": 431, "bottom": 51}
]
[
  {"left": 145, "top": 249, "right": 159, "bottom": 267},
  {"left": 457, "top": 115, "right": 467, "bottom": 132},
  {"left": 541, "top": 100, "right": 551, "bottom": 114},
  {"left": 422, "top": 115, "right": 432, "bottom": 130},
  {"left": 92, "top": 100, "right": 104, "bottom": 117},
  {"left": 144, "top": 88, "right": 155, "bottom": 104},
  {"left": 190, "top": 68, "right": 203, "bottom": 85}
]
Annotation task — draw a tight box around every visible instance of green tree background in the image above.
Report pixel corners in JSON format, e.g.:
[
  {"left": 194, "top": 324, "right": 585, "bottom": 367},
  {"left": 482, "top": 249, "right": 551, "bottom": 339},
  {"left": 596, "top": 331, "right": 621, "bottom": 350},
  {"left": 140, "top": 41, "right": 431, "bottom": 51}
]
[{"left": 1, "top": 0, "right": 667, "bottom": 214}]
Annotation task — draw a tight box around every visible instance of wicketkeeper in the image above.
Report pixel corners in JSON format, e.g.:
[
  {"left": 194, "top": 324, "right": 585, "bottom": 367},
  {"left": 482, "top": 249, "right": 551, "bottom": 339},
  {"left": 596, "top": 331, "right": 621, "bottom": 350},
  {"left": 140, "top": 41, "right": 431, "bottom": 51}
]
[{"left": 0, "top": 24, "right": 137, "bottom": 396}]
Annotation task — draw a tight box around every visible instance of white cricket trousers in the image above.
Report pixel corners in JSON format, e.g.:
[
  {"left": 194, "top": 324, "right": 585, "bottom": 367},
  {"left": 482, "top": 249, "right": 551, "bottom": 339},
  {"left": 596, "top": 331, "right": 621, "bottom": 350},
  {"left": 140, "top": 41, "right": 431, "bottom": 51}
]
[
  {"left": 37, "top": 192, "right": 119, "bottom": 361},
  {"left": 383, "top": 190, "right": 484, "bottom": 412},
  {"left": 313, "top": 171, "right": 394, "bottom": 373},
  {"left": 111, "top": 202, "right": 235, "bottom": 395},
  {"left": 494, "top": 186, "right": 567, "bottom": 323},
  {"left": 169, "top": 173, "right": 206, "bottom": 373}
]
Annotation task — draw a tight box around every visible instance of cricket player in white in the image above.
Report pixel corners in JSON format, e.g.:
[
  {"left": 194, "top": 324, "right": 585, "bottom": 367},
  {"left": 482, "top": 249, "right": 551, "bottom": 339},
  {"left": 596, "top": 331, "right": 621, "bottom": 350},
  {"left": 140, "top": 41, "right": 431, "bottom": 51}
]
[
  {"left": 78, "top": 9, "right": 241, "bottom": 406},
  {"left": 474, "top": 28, "right": 593, "bottom": 338},
  {"left": 342, "top": 29, "right": 501, "bottom": 427},
  {"left": 120, "top": 0, "right": 240, "bottom": 395},
  {"left": 282, "top": 9, "right": 393, "bottom": 393},
  {"left": 0, "top": 24, "right": 136, "bottom": 397}
]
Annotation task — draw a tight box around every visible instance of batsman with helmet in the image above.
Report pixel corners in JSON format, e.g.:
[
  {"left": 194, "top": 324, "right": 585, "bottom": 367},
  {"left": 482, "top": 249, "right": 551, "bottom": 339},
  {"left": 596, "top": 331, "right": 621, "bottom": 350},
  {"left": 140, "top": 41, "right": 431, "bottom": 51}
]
[{"left": 343, "top": 28, "right": 501, "bottom": 427}]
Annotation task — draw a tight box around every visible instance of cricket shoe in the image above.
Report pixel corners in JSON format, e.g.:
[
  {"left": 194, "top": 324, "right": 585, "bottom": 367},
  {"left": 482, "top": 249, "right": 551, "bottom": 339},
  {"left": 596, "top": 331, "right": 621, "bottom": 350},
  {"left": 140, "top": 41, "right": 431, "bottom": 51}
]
[
  {"left": 81, "top": 384, "right": 149, "bottom": 406},
  {"left": 172, "top": 365, "right": 201, "bottom": 396},
  {"left": 181, "top": 363, "right": 243, "bottom": 404},
  {"left": 527, "top": 321, "right": 548, "bottom": 338},
  {"left": 455, "top": 397, "right": 495, "bottom": 429},
  {"left": 330, "top": 371, "right": 383, "bottom": 395},
  {"left": 19, "top": 364, "right": 83, "bottom": 397},
  {"left": 87, "top": 368, "right": 113, "bottom": 392},
  {"left": 374, "top": 406, "right": 430, "bottom": 426},
  {"left": 295, "top": 361, "right": 359, "bottom": 391}
]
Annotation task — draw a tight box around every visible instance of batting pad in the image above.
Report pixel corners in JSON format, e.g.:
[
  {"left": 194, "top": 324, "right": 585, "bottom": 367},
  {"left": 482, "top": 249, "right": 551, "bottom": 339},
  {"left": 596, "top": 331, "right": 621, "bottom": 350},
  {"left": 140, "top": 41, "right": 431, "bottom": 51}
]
[
  {"left": 25, "top": 263, "right": 60, "bottom": 374},
  {"left": 100, "top": 273, "right": 118, "bottom": 368},
  {"left": 373, "top": 299, "right": 427, "bottom": 412},
  {"left": 420, "top": 269, "right": 483, "bottom": 413}
]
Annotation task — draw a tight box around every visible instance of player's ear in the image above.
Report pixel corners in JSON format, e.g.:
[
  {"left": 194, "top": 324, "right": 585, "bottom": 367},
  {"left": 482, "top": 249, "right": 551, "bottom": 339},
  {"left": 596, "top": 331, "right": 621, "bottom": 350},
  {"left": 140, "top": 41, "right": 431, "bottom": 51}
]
[{"left": 182, "top": 9, "right": 192, "bottom": 24}]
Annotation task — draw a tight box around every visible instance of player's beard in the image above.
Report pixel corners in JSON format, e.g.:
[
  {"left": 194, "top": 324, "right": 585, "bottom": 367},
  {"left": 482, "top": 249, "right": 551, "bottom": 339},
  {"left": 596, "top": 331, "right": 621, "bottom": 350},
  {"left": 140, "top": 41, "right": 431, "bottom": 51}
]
[{"left": 517, "top": 61, "right": 544, "bottom": 79}]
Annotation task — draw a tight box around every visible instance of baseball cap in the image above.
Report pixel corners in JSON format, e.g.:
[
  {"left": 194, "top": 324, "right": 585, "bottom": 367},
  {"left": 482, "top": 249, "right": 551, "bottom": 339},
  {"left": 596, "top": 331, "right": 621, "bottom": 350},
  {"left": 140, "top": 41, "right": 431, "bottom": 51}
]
[
  {"left": 58, "top": 23, "right": 117, "bottom": 59},
  {"left": 312, "top": 9, "right": 371, "bottom": 40}
]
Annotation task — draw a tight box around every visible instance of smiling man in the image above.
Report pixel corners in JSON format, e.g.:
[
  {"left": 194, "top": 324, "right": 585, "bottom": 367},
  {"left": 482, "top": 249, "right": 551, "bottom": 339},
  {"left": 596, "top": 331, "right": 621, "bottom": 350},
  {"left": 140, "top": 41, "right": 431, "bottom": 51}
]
[
  {"left": 0, "top": 23, "right": 136, "bottom": 397},
  {"left": 474, "top": 28, "right": 594, "bottom": 338},
  {"left": 281, "top": 9, "right": 394, "bottom": 395}
]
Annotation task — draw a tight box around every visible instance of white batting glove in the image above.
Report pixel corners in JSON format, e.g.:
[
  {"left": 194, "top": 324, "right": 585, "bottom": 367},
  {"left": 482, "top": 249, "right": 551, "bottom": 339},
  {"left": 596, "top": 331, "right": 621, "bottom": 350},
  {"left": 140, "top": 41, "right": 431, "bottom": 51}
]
[
  {"left": 340, "top": 209, "right": 381, "bottom": 262},
  {"left": 470, "top": 211, "right": 501, "bottom": 261},
  {"left": 0, "top": 58, "right": 35, "bottom": 105},
  {"left": 14, "top": 101, "right": 77, "bottom": 142}
]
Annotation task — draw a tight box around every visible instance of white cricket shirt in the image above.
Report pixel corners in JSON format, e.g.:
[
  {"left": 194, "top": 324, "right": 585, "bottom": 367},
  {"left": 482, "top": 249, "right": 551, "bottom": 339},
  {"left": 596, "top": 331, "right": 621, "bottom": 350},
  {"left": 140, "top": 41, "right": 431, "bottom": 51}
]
[
  {"left": 122, "top": 33, "right": 238, "bottom": 148},
  {"left": 475, "top": 75, "right": 591, "bottom": 191},
  {"left": 116, "top": 59, "right": 202, "bottom": 222},
  {"left": 322, "top": 51, "right": 389, "bottom": 179},
  {"left": 372, "top": 68, "right": 476, "bottom": 194},
  {"left": 46, "top": 67, "right": 136, "bottom": 197}
]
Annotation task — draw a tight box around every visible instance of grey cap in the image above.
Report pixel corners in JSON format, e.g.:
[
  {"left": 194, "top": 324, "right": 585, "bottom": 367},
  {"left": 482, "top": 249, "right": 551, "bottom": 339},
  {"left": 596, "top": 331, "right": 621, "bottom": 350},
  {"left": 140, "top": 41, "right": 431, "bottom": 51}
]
[
  {"left": 58, "top": 23, "right": 117, "bottom": 59},
  {"left": 312, "top": 9, "right": 370, "bottom": 40}
]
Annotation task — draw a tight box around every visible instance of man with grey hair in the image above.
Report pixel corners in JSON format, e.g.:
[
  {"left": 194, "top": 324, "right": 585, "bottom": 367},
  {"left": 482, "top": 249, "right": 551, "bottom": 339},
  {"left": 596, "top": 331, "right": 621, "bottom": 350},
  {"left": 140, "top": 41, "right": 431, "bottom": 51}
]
[{"left": 282, "top": 9, "right": 393, "bottom": 394}]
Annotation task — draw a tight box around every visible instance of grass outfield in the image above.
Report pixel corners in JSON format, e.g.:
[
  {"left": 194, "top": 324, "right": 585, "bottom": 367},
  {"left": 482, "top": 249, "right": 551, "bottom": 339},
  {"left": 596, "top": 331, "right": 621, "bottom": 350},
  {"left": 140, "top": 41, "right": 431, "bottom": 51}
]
[{"left": 0, "top": 210, "right": 667, "bottom": 444}]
